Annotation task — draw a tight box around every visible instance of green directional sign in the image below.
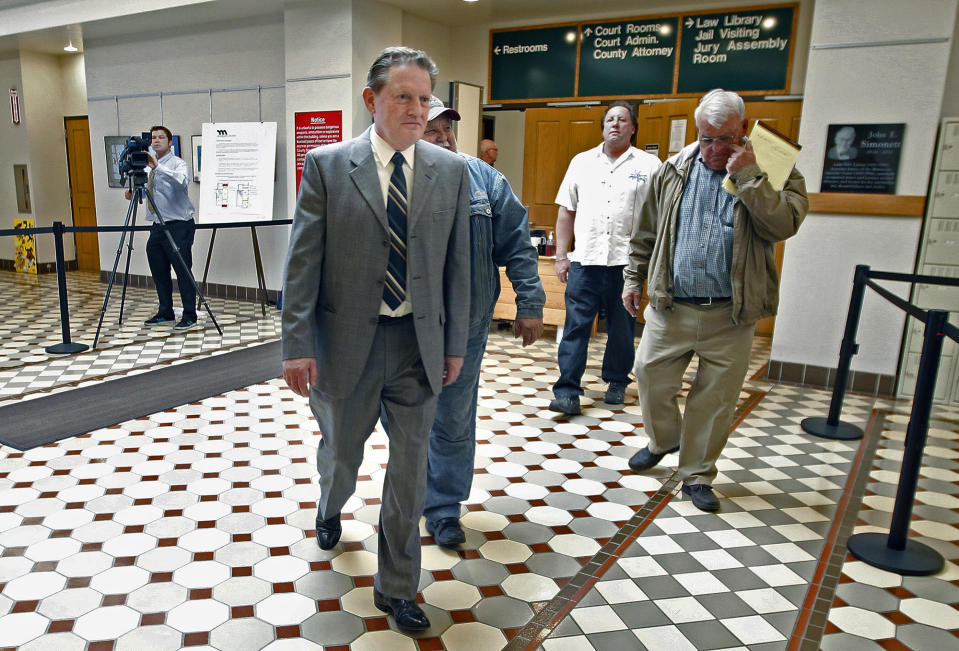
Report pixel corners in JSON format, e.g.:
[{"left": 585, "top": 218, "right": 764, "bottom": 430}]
[
  {"left": 490, "top": 26, "right": 578, "bottom": 101},
  {"left": 489, "top": 5, "right": 798, "bottom": 102},
  {"left": 578, "top": 17, "right": 679, "bottom": 96},
  {"left": 678, "top": 6, "right": 795, "bottom": 93}
]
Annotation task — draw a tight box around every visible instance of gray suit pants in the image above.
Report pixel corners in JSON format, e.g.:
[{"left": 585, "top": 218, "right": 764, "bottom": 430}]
[{"left": 309, "top": 317, "right": 437, "bottom": 600}]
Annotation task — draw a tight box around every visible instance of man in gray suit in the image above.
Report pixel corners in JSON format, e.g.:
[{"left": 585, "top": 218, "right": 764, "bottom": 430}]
[{"left": 281, "top": 47, "right": 470, "bottom": 632}]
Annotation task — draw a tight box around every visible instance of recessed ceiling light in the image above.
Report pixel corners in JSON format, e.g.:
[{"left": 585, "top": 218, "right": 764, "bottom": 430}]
[{"left": 63, "top": 41, "right": 78, "bottom": 52}]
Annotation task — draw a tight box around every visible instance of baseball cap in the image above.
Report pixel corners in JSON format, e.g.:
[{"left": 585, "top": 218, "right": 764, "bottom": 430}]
[{"left": 428, "top": 96, "right": 461, "bottom": 122}]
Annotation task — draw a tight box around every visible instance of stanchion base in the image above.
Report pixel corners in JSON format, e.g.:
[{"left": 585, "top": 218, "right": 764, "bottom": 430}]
[
  {"left": 45, "top": 342, "right": 89, "bottom": 355},
  {"left": 801, "top": 416, "right": 864, "bottom": 440},
  {"left": 847, "top": 532, "right": 943, "bottom": 576}
]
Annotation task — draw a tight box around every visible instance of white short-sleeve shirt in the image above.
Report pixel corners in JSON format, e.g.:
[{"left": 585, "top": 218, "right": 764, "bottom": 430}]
[{"left": 555, "top": 144, "right": 661, "bottom": 266}]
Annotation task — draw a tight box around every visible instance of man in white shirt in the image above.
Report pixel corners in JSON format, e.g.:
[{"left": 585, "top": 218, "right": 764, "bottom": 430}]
[
  {"left": 549, "top": 102, "right": 661, "bottom": 415},
  {"left": 127, "top": 126, "right": 197, "bottom": 330}
]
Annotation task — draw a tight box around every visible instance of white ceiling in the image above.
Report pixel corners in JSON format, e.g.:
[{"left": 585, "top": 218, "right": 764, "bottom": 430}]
[{"left": 0, "top": 0, "right": 735, "bottom": 57}]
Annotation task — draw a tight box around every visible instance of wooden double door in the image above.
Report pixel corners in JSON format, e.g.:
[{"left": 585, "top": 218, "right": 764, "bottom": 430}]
[{"left": 521, "top": 99, "right": 802, "bottom": 335}]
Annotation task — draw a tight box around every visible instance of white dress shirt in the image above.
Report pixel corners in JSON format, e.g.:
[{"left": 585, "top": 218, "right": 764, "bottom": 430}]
[
  {"left": 146, "top": 152, "right": 194, "bottom": 223},
  {"left": 370, "top": 127, "right": 414, "bottom": 316},
  {"left": 555, "top": 144, "right": 661, "bottom": 266}
]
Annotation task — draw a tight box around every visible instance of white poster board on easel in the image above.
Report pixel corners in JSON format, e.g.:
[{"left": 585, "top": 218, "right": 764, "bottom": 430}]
[{"left": 199, "top": 122, "right": 277, "bottom": 223}]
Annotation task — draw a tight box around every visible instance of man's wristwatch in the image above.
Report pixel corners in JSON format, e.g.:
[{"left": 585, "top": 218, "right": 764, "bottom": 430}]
[{"left": 555, "top": 257, "right": 568, "bottom": 262}]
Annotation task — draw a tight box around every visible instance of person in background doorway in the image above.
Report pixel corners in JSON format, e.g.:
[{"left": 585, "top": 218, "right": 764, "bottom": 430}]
[
  {"left": 479, "top": 138, "right": 498, "bottom": 166},
  {"left": 419, "top": 96, "right": 544, "bottom": 548},
  {"left": 622, "top": 89, "right": 808, "bottom": 512},
  {"left": 549, "top": 101, "right": 661, "bottom": 416}
]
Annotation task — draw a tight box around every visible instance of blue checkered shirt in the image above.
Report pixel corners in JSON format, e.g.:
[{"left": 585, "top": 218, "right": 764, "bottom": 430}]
[{"left": 673, "top": 157, "right": 736, "bottom": 298}]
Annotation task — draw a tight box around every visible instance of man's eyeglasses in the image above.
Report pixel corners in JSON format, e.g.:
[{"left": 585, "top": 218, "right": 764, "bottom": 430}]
[{"left": 698, "top": 135, "right": 739, "bottom": 146}]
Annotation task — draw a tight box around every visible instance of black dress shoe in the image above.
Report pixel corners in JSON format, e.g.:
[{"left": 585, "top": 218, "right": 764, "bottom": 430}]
[
  {"left": 628, "top": 445, "right": 679, "bottom": 472},
  {"left": 682, "top": 484, "right": 720, "bottom": 512},
  {"left": 548, "top": 395, "right": 581, "bottom": 415},
  {"left": 426, "top": 517, "right": 466, "bottom": 548},
  {"left": 373, "top": 588, "right": 430, "bottom": 632},
  {"left": 315, "top": 514, "right": 341, "bottom": 550}
]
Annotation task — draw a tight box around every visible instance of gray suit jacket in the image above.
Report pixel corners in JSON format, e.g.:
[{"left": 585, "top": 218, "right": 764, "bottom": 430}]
[{"left": 282, "top": 126, "right": 470, "bottom": 397}]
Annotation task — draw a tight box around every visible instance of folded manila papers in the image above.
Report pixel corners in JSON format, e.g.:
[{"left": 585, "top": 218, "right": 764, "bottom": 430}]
[{"left": 723, "top": 120, "right": 801, "bottom": 196}]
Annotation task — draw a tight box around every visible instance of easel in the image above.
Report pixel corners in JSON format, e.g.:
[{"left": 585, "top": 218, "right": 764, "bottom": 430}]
[{"left": 197, "top": 225, "right": 270, "bottom": 316}]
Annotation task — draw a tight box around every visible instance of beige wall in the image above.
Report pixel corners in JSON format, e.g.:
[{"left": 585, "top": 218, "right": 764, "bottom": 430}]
[
  {"left": 774, "top": 0, "right": 959, "bottom": 376},
  {"left": 0, "top": 53, "right": 30, "bottom": 232},
  {"left": 19, "top": 50, "right": 76, "bottom": 263},
  {"left": 59, "top": 54, "right": 87, "bottom": 117},
  {"left": 943, "top": 5, "right": 959, "bottom": 117}
]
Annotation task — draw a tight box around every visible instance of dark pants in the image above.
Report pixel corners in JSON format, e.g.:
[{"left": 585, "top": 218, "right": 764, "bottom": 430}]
[
  {"left": 146, "top": 219, "right": 196, "bottom": 321},
  {"left": 553, "top": 262, "right": 635, "bottom": 397}
]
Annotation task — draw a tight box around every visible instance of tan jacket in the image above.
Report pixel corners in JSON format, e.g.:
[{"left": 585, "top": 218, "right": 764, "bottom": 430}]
[{"left": 624, "top": 142, "right": 808, "bottom": 325}]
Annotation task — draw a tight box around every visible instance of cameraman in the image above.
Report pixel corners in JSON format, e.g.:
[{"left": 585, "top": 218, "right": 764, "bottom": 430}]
[{"left": 126, "top": 126, "right": 197, "bottom": 330}]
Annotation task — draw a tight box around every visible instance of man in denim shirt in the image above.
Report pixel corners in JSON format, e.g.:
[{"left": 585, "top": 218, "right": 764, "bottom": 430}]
[{"left": 420, "top": 96, "right": 545, "bottom": 547}]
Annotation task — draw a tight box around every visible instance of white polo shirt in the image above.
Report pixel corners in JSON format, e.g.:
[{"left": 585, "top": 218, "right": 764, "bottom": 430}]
[{"left": 555, "top": 144, "right": 661, "bottom": 266}]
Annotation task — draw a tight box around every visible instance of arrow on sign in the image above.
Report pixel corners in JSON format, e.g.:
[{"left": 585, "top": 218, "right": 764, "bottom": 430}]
[
  {"left": 494, "top": 46, "right": 500, "bottom": 54},
  {"left": 583, "top": 27, "right": 592, "bottom": 37},
  {"left": 685, "top": 17, "right": 694, "bottom": 27}
]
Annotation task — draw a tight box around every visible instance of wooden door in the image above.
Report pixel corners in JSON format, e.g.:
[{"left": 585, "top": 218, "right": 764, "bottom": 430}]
[
  {"left": 522, "top": 106, "right": 606, "bottom": 231},
  {"left": 65, "top": 116, "right": 99, "bottom": 271},
  {"left": 636, "top": 99, "right": 699, "bottom": 161}
]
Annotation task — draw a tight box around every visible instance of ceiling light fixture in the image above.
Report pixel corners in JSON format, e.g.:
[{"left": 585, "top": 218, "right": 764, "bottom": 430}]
[{"left": 63, "top": 41, "right": 78, "bottom": 52}]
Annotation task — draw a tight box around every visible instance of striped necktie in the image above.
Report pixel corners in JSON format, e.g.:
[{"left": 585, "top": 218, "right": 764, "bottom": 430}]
[{"left": 383, "top": 152, "right": 408, "bottom": 309}]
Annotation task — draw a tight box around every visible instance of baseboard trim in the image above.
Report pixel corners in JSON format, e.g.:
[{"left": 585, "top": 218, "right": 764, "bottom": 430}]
[
  {"left": 766, "top": 359, "right": 895, "bottom": 398},
  {"left": 0, "top": 258, "right": 77, "bottom": 273},
  {"left": 97, "top": 270, "right": 279, "bottom": 304}
]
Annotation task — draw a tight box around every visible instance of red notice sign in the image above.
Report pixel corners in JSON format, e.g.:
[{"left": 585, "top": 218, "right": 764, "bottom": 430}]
[{"left": 295, "top": 110, "right": 343, "bottom": 194}]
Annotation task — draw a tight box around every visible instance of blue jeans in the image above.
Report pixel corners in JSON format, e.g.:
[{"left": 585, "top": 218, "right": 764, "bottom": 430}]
[
  {"left": 422, "top": 315, "right": 491, "bottom": 526},
  {"left": 553, "top": 262, "right": 635, "bottom": 397}
]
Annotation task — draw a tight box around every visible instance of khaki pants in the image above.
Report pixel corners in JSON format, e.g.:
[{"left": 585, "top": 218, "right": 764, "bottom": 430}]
[{"left": 635, "top": 301, "right": 754, "bottom": 485}]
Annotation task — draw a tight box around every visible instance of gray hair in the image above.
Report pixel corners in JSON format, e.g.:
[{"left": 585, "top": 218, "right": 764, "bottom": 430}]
[
  {"left": 366, "top": 47, "right": 438, "bottom": 93},
  {"left": 694, "top": 89, "right": 745, "bottom": 128}
]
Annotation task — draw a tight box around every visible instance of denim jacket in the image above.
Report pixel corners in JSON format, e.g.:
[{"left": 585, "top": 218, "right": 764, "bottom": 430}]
[{"left": 461, "top": 153, "right": 545, "bottom": 327}]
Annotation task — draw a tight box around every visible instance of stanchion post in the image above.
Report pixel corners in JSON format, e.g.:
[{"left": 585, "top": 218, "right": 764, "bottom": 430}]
[
  {"left": 846, "top": 309, "right": 946, "bottom": 575},
  {"left": 46, "top": 221, "right": 89, "bottom": 355},
  {"left": 801, "top": 264, "right": 868, "bottom": 440},
  {"left": 888, "top": 309, "right": 946, "bottom": 549}
]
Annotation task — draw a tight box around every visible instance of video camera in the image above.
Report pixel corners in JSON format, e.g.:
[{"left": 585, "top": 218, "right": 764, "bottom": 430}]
[{"left": 118, "top": 132, "right": 152, "bottom": 181}]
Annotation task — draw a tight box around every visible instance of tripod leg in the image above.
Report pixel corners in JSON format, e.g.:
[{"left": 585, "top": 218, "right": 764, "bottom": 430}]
[
  {"left": 117, "top": 218, "right": 137, "bottom": 325},
  {"left": 143, "top": 189, "right": 223, "bottom": 336},
  {"left": 93, "top": 190, "right": 139, "bottom": 349},
  {"left": 251, "top": 226, "right": 267, "bottom": 317},
  {"left": 198, "top": 228, "right": 217, "bottom": 311}
]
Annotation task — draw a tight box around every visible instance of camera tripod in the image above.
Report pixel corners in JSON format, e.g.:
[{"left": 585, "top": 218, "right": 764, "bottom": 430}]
[{"left": 93, "top": 169, "right": 222, "bottom": 349}]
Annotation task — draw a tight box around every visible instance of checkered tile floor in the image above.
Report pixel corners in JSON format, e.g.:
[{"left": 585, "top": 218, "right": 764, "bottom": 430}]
[
  {"left": 0, "top": 270, "right": 280, "bottom": 406},
  {"left": 1, "top": 271, "right": 958, "bottom": 650}
]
